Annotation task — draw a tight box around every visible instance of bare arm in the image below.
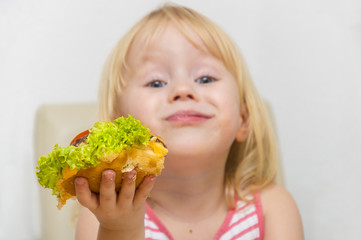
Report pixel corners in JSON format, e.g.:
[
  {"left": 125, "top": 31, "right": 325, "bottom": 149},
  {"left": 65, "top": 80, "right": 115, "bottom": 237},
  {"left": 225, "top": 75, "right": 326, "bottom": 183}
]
[
  {"left": 75, "top": 206, "right": 99, "bottom": 240},
  {"left": 261, "top": 184, "right": 304, "bottom": 240}
]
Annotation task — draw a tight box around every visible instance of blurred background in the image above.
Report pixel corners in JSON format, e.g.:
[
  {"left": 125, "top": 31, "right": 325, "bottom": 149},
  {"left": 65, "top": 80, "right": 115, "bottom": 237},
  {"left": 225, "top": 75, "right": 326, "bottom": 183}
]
[{"left": 1, "top": 0, "right": 360, "bottom": 239}]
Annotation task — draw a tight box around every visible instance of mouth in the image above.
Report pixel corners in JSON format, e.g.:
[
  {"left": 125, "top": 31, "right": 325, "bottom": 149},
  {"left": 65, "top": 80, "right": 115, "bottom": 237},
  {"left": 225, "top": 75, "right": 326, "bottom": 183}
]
[{"left": 166, "top": 110, "right": 212, "bottom": 125}]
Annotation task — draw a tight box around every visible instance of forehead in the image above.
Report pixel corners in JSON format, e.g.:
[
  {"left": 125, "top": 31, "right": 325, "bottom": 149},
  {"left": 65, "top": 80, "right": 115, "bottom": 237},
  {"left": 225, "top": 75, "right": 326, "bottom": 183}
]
[{"left": 127, "top": 20, "right": 210, "bottom": 62}]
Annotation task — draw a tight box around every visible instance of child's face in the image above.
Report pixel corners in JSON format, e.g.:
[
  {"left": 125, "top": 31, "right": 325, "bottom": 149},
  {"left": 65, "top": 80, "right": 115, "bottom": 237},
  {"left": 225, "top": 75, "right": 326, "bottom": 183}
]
[{"left": 118, "top": 23, "right": 247, "bottom": 159}]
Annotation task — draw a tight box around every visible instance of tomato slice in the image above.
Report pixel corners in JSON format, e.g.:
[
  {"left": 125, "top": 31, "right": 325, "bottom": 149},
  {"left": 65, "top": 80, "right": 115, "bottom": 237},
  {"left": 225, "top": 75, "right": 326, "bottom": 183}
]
[{"left": 70, "top": 129, "right": 90, "bottom": 146}]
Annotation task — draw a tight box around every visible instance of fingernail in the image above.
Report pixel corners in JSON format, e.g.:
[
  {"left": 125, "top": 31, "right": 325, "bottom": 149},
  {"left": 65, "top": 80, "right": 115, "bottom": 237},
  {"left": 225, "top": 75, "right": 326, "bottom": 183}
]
[
  {"left": 127, "top": 171, "right": 137, "bottom": 183},
  {"left": 75, "top": 177, "right": 85, "bottom": 186},
  {"left": 148, "top": 175, "right": 156, "bottom": 182},
  {"left": 103, "top": 170, "right": 115, "bottom": 181}
]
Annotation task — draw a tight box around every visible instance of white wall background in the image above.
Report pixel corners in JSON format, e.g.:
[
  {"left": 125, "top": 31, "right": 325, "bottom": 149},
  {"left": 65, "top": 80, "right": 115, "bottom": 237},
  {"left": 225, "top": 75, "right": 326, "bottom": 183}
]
[{"left": 1, "top": 0, "right": 360, "bottom": 239}]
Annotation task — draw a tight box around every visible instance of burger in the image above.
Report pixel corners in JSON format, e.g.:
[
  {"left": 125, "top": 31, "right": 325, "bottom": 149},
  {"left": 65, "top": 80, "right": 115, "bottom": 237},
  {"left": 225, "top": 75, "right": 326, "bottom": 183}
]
[{"left": 36, "top": 115, "right": 167, "bottom": 209}]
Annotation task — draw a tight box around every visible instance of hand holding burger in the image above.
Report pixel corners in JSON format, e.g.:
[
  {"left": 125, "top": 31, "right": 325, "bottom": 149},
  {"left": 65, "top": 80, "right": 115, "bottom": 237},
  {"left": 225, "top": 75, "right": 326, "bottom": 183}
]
[{"left": 36, "top": 115, "right": 167, "bottom": 209}]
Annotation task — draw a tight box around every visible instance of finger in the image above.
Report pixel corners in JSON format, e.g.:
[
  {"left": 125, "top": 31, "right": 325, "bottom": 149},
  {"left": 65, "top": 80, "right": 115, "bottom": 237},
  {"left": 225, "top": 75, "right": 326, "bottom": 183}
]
[
  {"left": 133, "top": 175, "right": 156, "bottom": 208},
  {"left": 75, "top": 177, "right": 99, "bottom": 210},
  {"left": 117, "top": 170, "right": 137, "bottom": 207},
  {"left": 99, "top": 169, "right": 117, "bottom": 209}
]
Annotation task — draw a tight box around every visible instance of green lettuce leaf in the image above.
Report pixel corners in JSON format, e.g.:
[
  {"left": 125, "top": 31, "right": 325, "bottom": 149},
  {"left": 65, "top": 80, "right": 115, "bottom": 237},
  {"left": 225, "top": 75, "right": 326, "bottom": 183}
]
[{"left": 36, "top": 115, "right": 150, "bottom": 193}]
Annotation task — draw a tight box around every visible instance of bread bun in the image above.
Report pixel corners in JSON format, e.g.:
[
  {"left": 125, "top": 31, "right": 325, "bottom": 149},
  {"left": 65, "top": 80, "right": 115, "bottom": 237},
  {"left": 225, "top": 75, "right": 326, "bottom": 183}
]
[{"left": 36, "top": 116, "right": 167, "bottom": 209}]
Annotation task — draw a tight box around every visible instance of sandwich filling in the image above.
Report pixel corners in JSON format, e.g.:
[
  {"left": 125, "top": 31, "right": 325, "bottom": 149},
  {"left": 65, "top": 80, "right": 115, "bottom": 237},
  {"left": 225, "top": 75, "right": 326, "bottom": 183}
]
[{"left": 36, "top": 115, "right": 167, "bottom": 209}]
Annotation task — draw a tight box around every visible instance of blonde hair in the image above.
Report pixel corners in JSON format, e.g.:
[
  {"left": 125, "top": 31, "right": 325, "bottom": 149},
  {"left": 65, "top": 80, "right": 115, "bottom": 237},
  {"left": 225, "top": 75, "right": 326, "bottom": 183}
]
[{"left": 98, "top": 3, "right": 278, "bottom": 207}]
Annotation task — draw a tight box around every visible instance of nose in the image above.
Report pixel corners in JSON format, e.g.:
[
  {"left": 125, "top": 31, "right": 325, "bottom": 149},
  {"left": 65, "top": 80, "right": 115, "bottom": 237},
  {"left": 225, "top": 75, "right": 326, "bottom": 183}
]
[{"left": 168, "top": 80, "right": 198, "bottom": 102}]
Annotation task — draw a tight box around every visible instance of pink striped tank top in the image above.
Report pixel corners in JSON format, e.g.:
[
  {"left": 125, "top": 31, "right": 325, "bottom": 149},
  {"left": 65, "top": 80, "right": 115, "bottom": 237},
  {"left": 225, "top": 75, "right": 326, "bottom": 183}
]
[{"left": 144, "top": 193, "right": 264, "bottom": 240}]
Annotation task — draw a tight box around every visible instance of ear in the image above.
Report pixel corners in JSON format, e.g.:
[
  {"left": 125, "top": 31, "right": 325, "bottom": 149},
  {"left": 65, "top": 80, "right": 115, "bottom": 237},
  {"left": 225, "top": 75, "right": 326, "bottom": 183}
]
[{"left": 235, "top": 107, "right": 250, "bottom": 142}]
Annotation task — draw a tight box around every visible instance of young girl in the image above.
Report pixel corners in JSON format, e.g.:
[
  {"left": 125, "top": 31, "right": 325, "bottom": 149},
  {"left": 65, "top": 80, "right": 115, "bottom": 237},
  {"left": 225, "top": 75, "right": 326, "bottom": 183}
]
[{"left": 74, "top": 4, "right": 304, "bottom": 240}]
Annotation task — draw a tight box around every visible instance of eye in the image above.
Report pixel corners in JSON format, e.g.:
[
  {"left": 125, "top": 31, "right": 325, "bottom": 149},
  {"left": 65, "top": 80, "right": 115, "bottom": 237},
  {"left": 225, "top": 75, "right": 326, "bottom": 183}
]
[
  {"left": 147, "top": 80, "right": 167, "bottom": 88},
  {"left": 196, "top": 76, "right": 217, "bottom": 84}
]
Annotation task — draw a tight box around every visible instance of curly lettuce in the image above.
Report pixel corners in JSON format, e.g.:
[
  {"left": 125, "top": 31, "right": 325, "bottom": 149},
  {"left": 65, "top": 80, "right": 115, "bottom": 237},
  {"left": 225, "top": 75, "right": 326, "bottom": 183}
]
[{"left": 36, "top": 115, "right": 150, "bottom": 193}]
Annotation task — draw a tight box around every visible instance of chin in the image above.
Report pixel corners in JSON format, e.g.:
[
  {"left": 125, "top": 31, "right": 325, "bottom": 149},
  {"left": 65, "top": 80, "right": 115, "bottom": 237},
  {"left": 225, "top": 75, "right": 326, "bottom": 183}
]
[{"left": 167, "top": 141, "right": 214, "bottom": 158}]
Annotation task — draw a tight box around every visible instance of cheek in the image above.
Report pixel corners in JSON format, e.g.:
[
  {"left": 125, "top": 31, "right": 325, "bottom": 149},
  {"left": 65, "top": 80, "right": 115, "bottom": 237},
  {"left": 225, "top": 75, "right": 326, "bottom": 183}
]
[
  {"left": 117, "top": 90, "right": 144, "bottom": 117},
  {"left": 212, "top": 82, "right": 241, "bottom": 114},
  {"left": 212, "top": 83, "right": 242, "bottom": 136},
  {"left": 118, "top": 92, "right": 160, "bottom": 129}
]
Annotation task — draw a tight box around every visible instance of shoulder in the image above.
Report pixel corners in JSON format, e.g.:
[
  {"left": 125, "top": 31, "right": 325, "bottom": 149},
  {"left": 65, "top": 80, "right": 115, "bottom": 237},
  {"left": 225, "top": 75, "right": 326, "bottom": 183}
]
[
  {"left": 260, "top": 183, "right": 298, "bottom": 212},
  {"left": 259, "top": 183, "right": 304, "bottom": 240}
]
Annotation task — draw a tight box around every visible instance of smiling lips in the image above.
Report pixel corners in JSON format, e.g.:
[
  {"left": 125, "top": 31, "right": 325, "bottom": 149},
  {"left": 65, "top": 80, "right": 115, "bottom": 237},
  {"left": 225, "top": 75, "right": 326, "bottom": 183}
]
[{"left": 166, "top": 111, "right": 212, "bottom": 124}]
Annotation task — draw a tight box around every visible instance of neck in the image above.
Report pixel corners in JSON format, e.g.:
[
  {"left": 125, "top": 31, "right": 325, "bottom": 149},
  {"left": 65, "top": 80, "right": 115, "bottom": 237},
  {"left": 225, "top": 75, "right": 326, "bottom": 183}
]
[{"left": 147, "top": 156, "right": 228, "bottom": 222}]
